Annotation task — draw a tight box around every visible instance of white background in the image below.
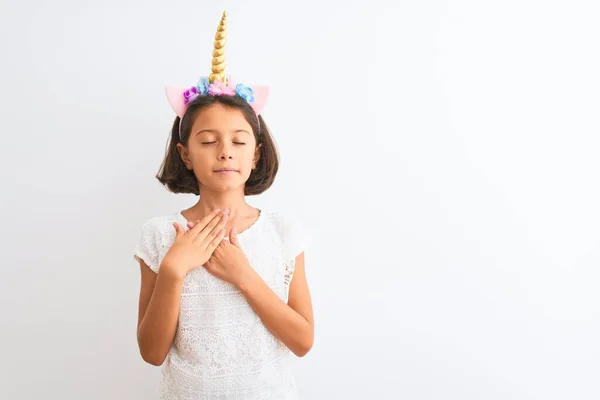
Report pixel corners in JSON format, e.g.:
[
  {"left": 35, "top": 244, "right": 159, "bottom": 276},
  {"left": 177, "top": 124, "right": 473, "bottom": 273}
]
[{"left": 1, "top": 0, "right": 599, "bottom": 399}]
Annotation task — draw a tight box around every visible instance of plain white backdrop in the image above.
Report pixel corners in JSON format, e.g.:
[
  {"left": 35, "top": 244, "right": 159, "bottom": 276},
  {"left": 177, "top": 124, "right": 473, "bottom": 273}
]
[{"left": 1, "top": 0, "right": 599, "bottom": 399}]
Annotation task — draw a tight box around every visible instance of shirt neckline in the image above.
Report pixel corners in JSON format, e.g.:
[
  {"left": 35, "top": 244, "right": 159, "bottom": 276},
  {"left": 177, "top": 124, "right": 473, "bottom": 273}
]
[{"left": 177, "top": 209, "right": 264, "bottom": 239}]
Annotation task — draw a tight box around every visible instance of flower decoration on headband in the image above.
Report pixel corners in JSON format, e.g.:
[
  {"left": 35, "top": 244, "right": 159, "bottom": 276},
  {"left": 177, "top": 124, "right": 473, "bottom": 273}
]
[
  {"left": 235, "top": 84, "right": 255, "bottom": 103},
  {"left": 196, "top": 77, "right": 210, "bottom": 95},
  {"left": 165, "top": 11, "right": 270, "bottom": 119},
  {"left": 208, "top": 80, "right": 236, "bottom": 96},
  {"left": 183, "top": 87, "right": 199, "bottom": 106}
]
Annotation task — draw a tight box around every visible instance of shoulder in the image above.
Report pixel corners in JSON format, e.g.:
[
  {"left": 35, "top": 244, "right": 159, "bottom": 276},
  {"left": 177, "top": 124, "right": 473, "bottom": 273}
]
[
  {"left": 134, "top": 213, "right": 184, "bottom": 272},
  {"left": 137, "top": 212, "right": 185, "bottom": 249},
  {"left": 260, "top": 210, "right": 312, "bottom": 261},
  {"left": 261, "top": 210, "right": 297, "bottom": 228},
  {"left": 138, "top": 213, "right": 184, "bottom": 235},
  {"left": 259, "top": 210, "right": 305, "bottom": 236}
]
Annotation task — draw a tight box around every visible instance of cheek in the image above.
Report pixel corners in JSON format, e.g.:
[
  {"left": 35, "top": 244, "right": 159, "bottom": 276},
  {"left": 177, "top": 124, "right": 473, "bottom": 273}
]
[
  {"left": 188, "top": 149, "right": 212, "bottom": 169},
  {"left": 240, "top": 149, "right": 257, "bottom": 168}
]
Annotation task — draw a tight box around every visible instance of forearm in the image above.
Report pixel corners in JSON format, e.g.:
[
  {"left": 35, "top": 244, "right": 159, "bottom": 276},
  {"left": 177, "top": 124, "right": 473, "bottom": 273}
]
[
  {"left": 138, "top": 266, "right": 183, "bottom": 365},
  {"left": 238, "top": 271, "right": 313, "bottom": 357}
]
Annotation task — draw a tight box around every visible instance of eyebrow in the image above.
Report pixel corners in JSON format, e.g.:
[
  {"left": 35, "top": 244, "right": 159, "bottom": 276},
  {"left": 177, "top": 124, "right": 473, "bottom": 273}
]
[{"left": 194, "top": 129, "right": 251, "bottom": 136}]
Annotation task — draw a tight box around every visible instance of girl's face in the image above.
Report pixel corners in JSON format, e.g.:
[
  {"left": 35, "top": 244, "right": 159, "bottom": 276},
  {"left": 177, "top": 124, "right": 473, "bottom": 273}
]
[{"left": 178, "top": 103, "right": 261, "bottom": 194}]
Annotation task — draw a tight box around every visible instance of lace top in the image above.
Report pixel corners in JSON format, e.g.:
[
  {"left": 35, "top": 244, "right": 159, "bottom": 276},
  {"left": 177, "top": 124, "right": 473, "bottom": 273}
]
[{"left": 134, "top": 210, "right": 311, "bottom": 400}]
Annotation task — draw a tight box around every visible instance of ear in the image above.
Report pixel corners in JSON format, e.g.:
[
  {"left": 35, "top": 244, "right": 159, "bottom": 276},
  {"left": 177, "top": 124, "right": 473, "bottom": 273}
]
[
  {"left": 252, "top": 143, "right": 262, "bottom": 169},
  {"left": 249, "top": 86, "right": 269, "bottom": 115},
  {"left": 165, "top": 85, "right": 188, "bottom": 118},
  {"left": 176, "top": 143, "right": 192, "bottom": 170}
]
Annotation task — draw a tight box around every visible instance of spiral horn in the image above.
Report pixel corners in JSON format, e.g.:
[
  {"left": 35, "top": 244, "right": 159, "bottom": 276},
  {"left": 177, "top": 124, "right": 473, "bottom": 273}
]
[{"left": 209, "top": 11, "right": 227, "bottom": 83}]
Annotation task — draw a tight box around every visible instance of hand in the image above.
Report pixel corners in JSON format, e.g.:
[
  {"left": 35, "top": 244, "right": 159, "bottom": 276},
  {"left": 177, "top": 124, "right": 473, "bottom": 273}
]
[
  {"left": 205, "top": 226, "right": 255, "bottom": 288},
  {"left": 161, "top": 209, "right": 229, "bottom": 280}
]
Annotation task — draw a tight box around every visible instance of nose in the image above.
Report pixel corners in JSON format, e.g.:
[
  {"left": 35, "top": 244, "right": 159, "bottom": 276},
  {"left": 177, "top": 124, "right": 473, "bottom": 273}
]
[{"left": 218, "top": 142, "right": 233, "bottom": 160}]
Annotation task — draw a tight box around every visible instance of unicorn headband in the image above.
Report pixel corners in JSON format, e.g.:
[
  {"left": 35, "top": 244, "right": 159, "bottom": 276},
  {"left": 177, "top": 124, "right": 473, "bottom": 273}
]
[{"left": 165, "top": 11, "right": 269, "bottom": 140}]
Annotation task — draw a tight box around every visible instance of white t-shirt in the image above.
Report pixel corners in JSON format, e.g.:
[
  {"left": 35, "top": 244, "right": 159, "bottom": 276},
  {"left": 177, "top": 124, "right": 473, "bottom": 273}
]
[{"left": 134, "top": 210, "right": 311, "bottom": 400}]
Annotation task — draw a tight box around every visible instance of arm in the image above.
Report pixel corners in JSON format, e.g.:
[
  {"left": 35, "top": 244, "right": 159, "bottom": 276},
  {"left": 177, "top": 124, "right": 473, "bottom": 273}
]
[
  {"left": 136, "top": 261, "right": 183, "bottom": 366},
  {"left": 238, "top": 252, "right": 314, "bottom": 357}
]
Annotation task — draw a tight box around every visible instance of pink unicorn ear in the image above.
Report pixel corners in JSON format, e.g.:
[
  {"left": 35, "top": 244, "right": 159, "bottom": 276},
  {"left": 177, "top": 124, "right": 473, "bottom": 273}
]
[
  {"left": 165, "top": 85, "right": 188, "bottom": 118},
  {"left": 249, "top": 86, "right": 269, "bottom": 115}
]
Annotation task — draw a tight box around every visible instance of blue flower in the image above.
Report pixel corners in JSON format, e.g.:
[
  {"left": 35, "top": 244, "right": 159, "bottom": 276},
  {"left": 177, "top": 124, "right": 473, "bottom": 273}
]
[
  {"left": 235, "top": 84, "right": 254, "bottom": 103},
  {"left": 196, "top": 77, "right": 210, "bottom": 95}
]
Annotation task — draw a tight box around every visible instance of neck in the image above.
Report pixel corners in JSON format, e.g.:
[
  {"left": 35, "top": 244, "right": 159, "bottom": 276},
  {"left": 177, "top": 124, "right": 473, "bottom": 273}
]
[{"left": 185, "top": 188, "right": 256, "bottom": 220}]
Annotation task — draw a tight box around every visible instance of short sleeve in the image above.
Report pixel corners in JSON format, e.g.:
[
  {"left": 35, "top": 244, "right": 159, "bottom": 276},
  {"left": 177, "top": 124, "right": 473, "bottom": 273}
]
[
  {"left": 134, "top": 220, "right": 160, "bottom": 273},
  {"left": 282, "top": 214, "right": 312, "bottom": 262}
]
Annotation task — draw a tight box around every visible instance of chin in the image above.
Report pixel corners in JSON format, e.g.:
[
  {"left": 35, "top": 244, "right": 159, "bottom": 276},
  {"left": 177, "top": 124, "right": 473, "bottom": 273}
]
[{"left": 208, "top": 180, "right": 245, "bottom": 192}]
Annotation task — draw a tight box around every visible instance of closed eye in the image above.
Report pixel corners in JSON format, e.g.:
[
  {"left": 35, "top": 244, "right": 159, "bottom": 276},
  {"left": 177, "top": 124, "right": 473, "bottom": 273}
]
[{"left": 200, "top": 141, "right": 246, "bottom": 145}]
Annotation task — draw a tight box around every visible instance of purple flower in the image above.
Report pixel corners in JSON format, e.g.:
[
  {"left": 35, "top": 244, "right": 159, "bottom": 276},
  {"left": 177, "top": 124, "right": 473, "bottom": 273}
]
[{"left": 183, "top": 87, "right": 199, "bottom": 105}]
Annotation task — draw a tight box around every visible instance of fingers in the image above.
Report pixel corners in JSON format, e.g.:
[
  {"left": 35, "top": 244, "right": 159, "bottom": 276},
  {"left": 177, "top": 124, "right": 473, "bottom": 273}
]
[
  {"left": 229, "top": 226, "right": 240, "bottom": 248},
  {"left": 173, "top": 222, "right": 184, "bottom": 237},
  {"left": 200, "top": 211, "right": 229, "bottom": 245},
  {"left": 198, "top": 210, "right": 228, "bottom": 242},
  {"left": 206, "top": 227, "right": 227, "bottom": 251},
  {"left": 187, "top": 209, "right": 221, "bottom": 236}
]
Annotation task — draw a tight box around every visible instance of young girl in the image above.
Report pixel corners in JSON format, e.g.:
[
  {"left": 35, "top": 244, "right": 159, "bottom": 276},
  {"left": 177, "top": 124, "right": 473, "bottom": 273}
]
[{"left": 133, "top": 11, "right": 314, "bottom": 400}]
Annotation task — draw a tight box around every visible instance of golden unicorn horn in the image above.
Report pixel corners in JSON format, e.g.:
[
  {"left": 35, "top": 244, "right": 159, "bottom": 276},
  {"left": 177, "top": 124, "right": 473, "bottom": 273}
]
[{"left": 209, "top": 11, "right": 227, "bottom": 83}]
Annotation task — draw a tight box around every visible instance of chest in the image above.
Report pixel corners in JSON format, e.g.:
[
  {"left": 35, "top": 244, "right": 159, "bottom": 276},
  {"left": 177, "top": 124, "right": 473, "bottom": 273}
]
[{"left": 164, "top": 235, "right": 287, "bottom": 311}]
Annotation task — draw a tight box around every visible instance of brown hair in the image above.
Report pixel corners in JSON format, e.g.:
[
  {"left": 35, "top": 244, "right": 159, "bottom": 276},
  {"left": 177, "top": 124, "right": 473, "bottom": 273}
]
[{"left": 156, "top": 95, "right": 279, "bottom": 196}]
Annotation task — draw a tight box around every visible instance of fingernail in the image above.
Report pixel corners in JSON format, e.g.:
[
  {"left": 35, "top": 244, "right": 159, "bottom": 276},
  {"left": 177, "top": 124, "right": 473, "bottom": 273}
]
[
  {"left": 233, "top": 227, "right": 237, "bottom": 234},
  {"left": 223, "top": 208, "right": 230, "bottom": 215}
]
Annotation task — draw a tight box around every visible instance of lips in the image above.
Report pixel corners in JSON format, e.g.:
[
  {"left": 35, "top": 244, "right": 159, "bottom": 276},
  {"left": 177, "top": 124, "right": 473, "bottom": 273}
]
[{"left": 214, "top": 168, "right": 238, "bottom": 173}]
